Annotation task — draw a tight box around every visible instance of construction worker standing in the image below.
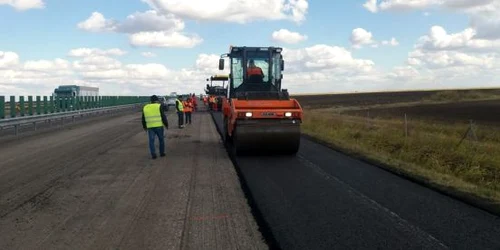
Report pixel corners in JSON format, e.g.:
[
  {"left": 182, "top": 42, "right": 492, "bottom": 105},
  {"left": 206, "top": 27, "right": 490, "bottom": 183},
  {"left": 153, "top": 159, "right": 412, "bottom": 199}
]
[
  {"left": 176, "top": 95, "right": 184, "bottom": 128},
  {"left": 183, "top": 97, "right": 193, "bottom": 125},
  {"left": 142, "top": 95, "right": 169, "bottom": 159},
  {"left": 191, "top": 94, "right": 197, "bottom": 111}
]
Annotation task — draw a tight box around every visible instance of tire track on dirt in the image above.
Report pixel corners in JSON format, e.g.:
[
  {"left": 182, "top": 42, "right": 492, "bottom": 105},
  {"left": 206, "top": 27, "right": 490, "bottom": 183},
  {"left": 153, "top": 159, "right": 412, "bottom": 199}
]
[{"left": 0, "top": 115, "right": 142, "bottom": 219}]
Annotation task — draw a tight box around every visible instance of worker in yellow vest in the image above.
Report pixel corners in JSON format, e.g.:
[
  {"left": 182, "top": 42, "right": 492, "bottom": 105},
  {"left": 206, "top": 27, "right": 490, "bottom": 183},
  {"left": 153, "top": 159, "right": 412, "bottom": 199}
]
[
  {"left": 142, "top": 95, "right": 169, "bottom": 159},
  {"left": 176, "top": 95, "right": 185, "bottom": 129}
]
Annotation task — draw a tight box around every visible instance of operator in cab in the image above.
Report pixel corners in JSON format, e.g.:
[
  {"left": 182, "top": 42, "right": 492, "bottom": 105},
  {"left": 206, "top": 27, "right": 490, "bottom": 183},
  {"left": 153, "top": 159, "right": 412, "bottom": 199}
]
[{"left": 246, "top": 59, "right": 264, "bottom": 78}]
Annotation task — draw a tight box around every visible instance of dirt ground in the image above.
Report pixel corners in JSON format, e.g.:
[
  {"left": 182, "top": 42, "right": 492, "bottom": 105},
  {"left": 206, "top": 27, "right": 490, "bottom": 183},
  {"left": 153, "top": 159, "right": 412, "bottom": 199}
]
[
  {"left": 0, "top": 110, "right": 266, "bottom": 250},
  {"left": 293, "top": 89, "right": 500, "bottom": 125},
  {"left": 293, "top": 88, "right": 500, "bottom": 109},
  {"left": 342, "top": 99, "right": 500, "bottom": 125}
]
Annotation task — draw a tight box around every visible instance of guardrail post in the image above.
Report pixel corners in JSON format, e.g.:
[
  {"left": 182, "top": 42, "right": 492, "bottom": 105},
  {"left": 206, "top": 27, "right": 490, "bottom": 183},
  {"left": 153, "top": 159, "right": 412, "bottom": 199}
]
[
  {"left": 43, "top": 96, "right": 48, "bottom": 114},
  {"left": 36, "top": 96, "right": 41, "bottom": 115},
  {"left": 19, "top": 96, "right": 25, "bottom": 116},
  {"left": 0, "top": 96, "right": 4, "bottom": 119},
  {"left": 10, "top": 96, "right": 16, "bottom": 118}
]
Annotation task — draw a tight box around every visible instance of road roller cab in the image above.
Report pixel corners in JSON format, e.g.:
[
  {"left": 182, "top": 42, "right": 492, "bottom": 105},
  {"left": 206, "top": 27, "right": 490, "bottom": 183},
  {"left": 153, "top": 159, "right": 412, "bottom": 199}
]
[
  {"left": 205, "top": 75, "right": 228, "bottom": 111},
  {"left": 218, "top": 46, "right": 303, "bottom": 155}
]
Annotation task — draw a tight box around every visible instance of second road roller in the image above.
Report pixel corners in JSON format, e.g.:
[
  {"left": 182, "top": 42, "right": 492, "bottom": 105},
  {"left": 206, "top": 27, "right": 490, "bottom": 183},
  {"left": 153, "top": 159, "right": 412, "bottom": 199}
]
[{"left": 218, "top": 45, "right": 303, "bottom": 155}]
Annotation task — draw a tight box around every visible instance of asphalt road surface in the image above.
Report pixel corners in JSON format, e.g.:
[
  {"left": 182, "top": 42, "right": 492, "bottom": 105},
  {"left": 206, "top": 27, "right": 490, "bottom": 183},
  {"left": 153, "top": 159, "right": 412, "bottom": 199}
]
[
  {"left": 0, "top": 110, "right": 266, "bottom": 250},
  {"left": 211, "top": 111, "right": 500, "bottom": 250}
]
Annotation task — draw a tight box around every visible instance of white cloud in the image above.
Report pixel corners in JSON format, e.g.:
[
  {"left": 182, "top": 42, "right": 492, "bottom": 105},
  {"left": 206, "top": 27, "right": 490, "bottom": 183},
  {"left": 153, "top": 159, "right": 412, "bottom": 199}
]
[
  {"left": 363, "top": 0, "right": 378, "bottom": 13},
  {"left": 129, "top": 31, "right": 202, "bottom": 48},
  {"left": 141, "top": 0, "right": 309, "bottom": 24},
  {"left": 398, "top": 24, "right": 500, "bottom": 89},
  {"left": 0, "top": 49, "right": 232, "bottom": 96},
  {"left": 382, "top": 37, "right": 399, "bottom": 46},
  {"left": 282, "top": 45, "right": 376, "bottom": 76},
  {"left": 0, "top": 51, "right": 20, "bottom": 68},
  {"left": 271, "top": 29, "right": 307, "bottom": 44},
  {"left": 0, "top": 0, "right": 44, "bottom": 10},
  {"left": 68, "top": 48, "right": 127, "bottom": 57},
  {"left": 350, "top": 28, "right": 398, "bottom": 48},
  {"left": 77, "top": 12, "right": 117, "bottom": 32},
  {"left": 117, "top": 10, "right": 184, "bottom": 33},
  {"left": 141, "top": 52, "right": 157, "bottom": 57},
  {"left": 363, "top": 0, "right": 500, "bottom": 40},
  {"left": 350, "top": 28, "right": 375, "bottom": 48},
  {"left": 417, "top": 26, "right": 500, "bottom": 52},
  {"left": 77, "top": 11, "right": 201, "bottom": 48}
]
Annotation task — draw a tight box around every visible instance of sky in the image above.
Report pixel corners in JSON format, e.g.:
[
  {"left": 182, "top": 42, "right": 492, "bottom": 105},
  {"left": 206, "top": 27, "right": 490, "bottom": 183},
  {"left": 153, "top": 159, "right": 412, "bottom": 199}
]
[{"left": 0, "top": 0, "right": 499, "bottom": 96}]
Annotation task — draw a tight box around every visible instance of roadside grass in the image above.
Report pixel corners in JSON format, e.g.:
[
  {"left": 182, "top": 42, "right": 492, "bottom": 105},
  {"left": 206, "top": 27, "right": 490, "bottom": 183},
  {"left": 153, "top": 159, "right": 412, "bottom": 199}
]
[{"left": 302, "top": 108, "right": 500, "bottom": 205}]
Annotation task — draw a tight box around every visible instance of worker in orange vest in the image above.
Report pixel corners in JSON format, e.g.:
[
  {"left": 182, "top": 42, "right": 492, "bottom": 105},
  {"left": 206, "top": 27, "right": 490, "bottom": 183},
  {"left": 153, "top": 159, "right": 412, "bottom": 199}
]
[
  {"left": 191, "top": 94, "right": 197, "bottom": 111},
  {"left": 208, "top": 96, "right": 213, "bottom": 111},
  {"left": 183, "top": 97, "right": 193, "bottom": 124}
]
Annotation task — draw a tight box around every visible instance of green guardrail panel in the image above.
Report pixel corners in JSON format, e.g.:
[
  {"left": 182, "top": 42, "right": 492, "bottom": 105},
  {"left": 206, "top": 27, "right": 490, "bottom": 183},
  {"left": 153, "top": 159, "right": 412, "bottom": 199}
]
[
  {"left": 10, "top": 96, "right": 15, "bottom": 118},
  {"left": 54, "top": 97, "right": 57, "bottom": 112},
  {"left": 36, "top": 96, "right": 41, "bottom": 115},
  {"left": 28, "top": 96, "right": 33, "bottom": 116},
  {"left": 0, "top": 96, "right": 4, "bottom": 119},
  {"left": 43, "top": 96, "right": 48, "bottom": 114},
  {"left": 19, "top": 96, "right": 25, "bottom": 116},
  {"left": 49, "top": 96, "right": 54, "bottom": 113},
  {"left": 71, "top": 97, "right": 74, "bottom": 110}
]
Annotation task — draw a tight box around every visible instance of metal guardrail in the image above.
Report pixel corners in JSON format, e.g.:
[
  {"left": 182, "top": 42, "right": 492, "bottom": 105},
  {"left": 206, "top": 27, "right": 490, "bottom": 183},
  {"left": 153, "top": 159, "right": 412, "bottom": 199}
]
[
  {"left": 1, "top": 95, "right": 151, "bottom": 119},
  {"left": 0, "top": 103, "right": 142, "bottom": 135}
]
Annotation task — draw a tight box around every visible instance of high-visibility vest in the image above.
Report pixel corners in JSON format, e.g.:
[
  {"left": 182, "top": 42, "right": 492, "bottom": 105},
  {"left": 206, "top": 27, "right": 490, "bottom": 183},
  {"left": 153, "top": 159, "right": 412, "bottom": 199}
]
[
  {"left": 143, "top": 103, "right": 162, "bottom": 128},
  {"left": 176, "top": 99, "right": 184, "bottom": 112},
  {"left": 247, "top": 67, "right": 263, "bottom": 76},
  {"left": 183, "top": 101, "right": 192, "bottom": 112}
]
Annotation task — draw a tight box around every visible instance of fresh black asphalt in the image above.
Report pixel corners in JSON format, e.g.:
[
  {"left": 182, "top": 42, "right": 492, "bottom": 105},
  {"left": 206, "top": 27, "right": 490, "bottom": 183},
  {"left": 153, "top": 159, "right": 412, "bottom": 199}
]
[{"left": 211, "top": 111, "right": 500, "bottom": 250}]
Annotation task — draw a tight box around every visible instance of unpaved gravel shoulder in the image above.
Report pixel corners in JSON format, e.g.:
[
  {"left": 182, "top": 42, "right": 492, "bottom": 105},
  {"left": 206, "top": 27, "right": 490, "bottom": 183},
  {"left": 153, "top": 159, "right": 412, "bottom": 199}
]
[{"left": 0, "top": 110, "right": 266, "bottom": 250}]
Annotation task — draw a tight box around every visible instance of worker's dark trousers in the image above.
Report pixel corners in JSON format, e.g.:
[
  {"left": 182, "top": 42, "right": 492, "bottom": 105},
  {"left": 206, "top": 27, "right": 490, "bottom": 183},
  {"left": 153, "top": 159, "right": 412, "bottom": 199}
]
[
  {"left": 147, "top": 127, "right": 165, "bottom": 157},
  {"left": 177, "top": 111, "right": 184, "bottom": 127},
  {"left": 185, "top": 112, "right": 192, "bottom": 124}
]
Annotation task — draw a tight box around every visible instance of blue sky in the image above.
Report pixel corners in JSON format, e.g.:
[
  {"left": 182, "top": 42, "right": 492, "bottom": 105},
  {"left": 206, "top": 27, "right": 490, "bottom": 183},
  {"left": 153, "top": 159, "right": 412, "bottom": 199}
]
[{"left": 0, "top": 0, "right": 498, "bottom": 96}]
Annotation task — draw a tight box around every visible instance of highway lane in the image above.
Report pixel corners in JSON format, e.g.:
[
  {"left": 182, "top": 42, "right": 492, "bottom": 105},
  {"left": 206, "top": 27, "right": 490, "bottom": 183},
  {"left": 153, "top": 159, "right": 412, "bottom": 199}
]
[{"left": 211, "top": 112, "right": 500, "bottom": 250}]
